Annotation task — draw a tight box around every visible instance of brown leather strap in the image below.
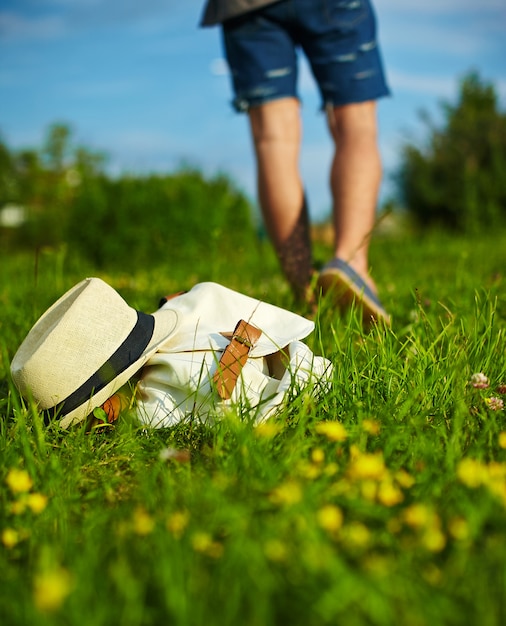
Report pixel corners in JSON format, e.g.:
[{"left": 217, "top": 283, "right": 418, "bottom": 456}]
[
  {"left": 213, "top": 319, "right": 262, "bottom": 400},
  {"left": 158, "top": 291, "right": 187, "bottom": 308}
]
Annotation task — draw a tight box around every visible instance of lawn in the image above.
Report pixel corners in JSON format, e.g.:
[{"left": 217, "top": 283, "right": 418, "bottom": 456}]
[{"left": 1, "top": 229, "right": 505, "bottom": 626}]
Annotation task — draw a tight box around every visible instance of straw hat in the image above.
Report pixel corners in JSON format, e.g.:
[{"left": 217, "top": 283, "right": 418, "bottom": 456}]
[{"left": 10, "top": 277, "right": 179, "bottom": 428}]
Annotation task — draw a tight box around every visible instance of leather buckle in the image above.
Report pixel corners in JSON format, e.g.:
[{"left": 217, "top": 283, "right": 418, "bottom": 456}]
[{"left": 213, "top": 319, "right": 262, "bottom": 400}]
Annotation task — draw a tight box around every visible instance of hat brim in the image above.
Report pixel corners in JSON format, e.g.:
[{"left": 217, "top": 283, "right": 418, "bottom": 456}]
[{"left": 58, "top": 307, "right": 179, "bottom": 429}]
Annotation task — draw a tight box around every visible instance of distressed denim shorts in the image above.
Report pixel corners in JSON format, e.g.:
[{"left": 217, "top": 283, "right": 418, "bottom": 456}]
[{"left": 221, "top": 0, "right": 390, "bottom": 112}]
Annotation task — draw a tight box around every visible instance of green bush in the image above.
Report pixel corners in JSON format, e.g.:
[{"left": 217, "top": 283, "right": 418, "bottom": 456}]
[
  {"left": 0, "top": 124, "right": 256, "bottom": 272},
  {"left": 397, "top": 72, "right": 506, "bottom": 233},
  {"left": 68, "top": 169, "right": 255, "bottom": 271}
]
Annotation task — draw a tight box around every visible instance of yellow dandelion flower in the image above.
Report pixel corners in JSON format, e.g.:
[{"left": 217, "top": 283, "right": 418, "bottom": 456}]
[
  {"left": 448, "top": 517, "right": 469, "bottom": 541},
  {"left": 296, "top": 460, "right": 321, "bottom": 480},
  {"left": 316, "top": 504, "right": 343, "bottom": 533},
  {"left": 457, "top": 458, "right": 488, "bottom": 488},
  {"left": 329, "top": 479, "right": 352, "bottom": 498},
  {"left": 403, "top": 503, "right": 433, "bottom": 529},
  {"left": 167, "top": 510, "right": 189, "bottom": 539},
  {"left": 10, "top": 499, "right": 27, "bottom": 515},
  {"left": 377, "top": 480, "right": 404, "bottom": 507},
  {"left": 33, "top": 566, "right": 72, "bottom": 613},
  {"left": 6, "top": 468, "right": 33, "bottom": 494},
  {"left": 341, "top": 521, "right": 370, "bottom": 548},
  {"left": 191, "top": 532, "right": 223, "bottom": 559},
  {"left": 132, "top": 507, "right": 155, "bottom": 535},
  {"left": 360, "top": 480, "right": 378, "bottom": 502},
  {"left": 270, "top": 481, "right": 302, "bottom": 506},
  {"left": 362, "top": 419, "right": 381, "bottom": 435},
  {"left": 192, "top": 531, "right": 212, "bottom": 552},
  {"left": 26, "top": 493, "right": 48, "bottom": 515},
  {"left": 311, "top": 448, "right": 325, "bottom": 464},
  {"left": 315, "top": 421, "right": 348, "bottom": 442},
  {"left": 2, "top": 528, "right": 19, "bottom": 549},
  {"left": 348, "top": 451, "right": 387, "bottom": 481},
  {"left": 209, "top": 542, "right": 224, "bottom": 559},
  {"left": 349, "top": 444, "right": 360, "bottom": 459},
  {"left": 487, "top": 478, "right": 506, "bottom": 506},
  {"left": 487, "top": 461, "right": 506, "bottom": 480},
  {"left": 499, "top": 432, "right": 506, "bottom": 449},
  {"left": 255, "top": 421, "right": 282, "bottom": 438},
  {"left": 394, "top": 469, "right": 415, "bottom": 489},
  {"left": 422, "top": 526, "right": 446, "bottom": 553},
  {"left": 323, "top": 462, "right": 339, "bottom": 477},
  {"left": 264, "top": 539, "right": 287, "bottom": 562},
  {"left": 403, "top": 504, "right": 445, "bottom": 552}
]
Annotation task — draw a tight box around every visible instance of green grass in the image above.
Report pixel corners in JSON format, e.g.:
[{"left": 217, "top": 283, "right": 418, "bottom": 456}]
[{"left": 1, "top": 230, "right": 506, "bottom": 626}]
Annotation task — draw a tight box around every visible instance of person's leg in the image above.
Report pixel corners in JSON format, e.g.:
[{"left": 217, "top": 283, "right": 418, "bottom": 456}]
[
  {"left": 317, "top": 98, "right": 389, "bottom": 323},
  {"left": 296, "top": 0, "right": 390, "bottom": 320},
  {"left": 249, "top": 97, "right": 313, "bottom": 300},
  {"left": 220, "top": 3, "right": 314, "bottom": 300},
  {"left": 327, "top": 99, "right": 382, "bottom": 294}
]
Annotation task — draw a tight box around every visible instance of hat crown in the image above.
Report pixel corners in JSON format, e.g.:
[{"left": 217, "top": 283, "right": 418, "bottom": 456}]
[{"left": 11, "top": 278, "right": 142, "bottom": 411}]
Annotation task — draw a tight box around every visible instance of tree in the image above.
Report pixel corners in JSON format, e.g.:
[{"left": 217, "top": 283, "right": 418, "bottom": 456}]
[
  {"left": 0, "top": 123, "right": 108, "bottom": 248},
  {"left": 0, "top": 136, "right": 17, "bottom": 206},
  {"left": 43, "top": 123, "right": 72, "bottom": 172},
  {"left": 397, "top": 72, "right": 506, "bottom": 232},
  {"left": 1, "top": 123, "right": 255, "bottom": 267},
  {"left": 68, "top": 168, "right": 255, "bottom": 271}
]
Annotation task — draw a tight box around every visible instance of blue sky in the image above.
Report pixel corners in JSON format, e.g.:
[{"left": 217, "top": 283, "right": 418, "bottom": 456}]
[{"left": 1, "top": 0, "right": 505, "bottom": 220}]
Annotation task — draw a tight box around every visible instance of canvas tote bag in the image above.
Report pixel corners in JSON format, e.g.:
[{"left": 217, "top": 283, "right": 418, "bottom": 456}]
[{"left": 136, "top": 283, "right": 332, "bottom": 427}]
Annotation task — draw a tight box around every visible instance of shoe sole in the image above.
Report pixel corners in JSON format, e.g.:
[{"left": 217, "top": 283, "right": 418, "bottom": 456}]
[{"left": 317, "top": 267, "right": 391, "bottom": 326}]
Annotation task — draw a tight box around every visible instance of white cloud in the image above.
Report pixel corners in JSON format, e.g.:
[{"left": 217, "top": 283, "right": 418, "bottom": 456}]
[{"left": 210, "top": 57, "right": 229, "bottom": 77}]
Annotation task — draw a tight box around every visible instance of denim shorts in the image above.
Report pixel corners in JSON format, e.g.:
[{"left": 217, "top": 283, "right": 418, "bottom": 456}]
[{"left": 221, "top": 0, "right": 390, "bottom": 112}]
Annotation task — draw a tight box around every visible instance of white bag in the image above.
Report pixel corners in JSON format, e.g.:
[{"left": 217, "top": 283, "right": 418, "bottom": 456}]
[{"left": 136, "top": 283, "right": 332, "bottom": 427}]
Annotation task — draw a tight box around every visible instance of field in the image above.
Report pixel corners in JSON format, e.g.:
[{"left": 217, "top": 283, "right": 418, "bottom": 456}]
[{"left": 1, "top": 229, "right": 505, "bottom": 626}]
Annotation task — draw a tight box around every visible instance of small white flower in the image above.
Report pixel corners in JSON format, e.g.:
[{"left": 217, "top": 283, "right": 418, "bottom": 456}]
[
  {"left": 158, "top": 447, "right": 190, "bottom": 463},
  {"left": 470, "top": 373, "right": 489, "bottom": 389},
  {"left": 485, "top": 397, "right": 504, "bottom": 411}
]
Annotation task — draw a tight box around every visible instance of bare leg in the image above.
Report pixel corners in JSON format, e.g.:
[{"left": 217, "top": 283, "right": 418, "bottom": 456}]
[
  {"left": 327, "top": 100, "right": 382, "bottom": 294},
  {"left": 248, "top": 98, "right": 313, "bottom": 300}
]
